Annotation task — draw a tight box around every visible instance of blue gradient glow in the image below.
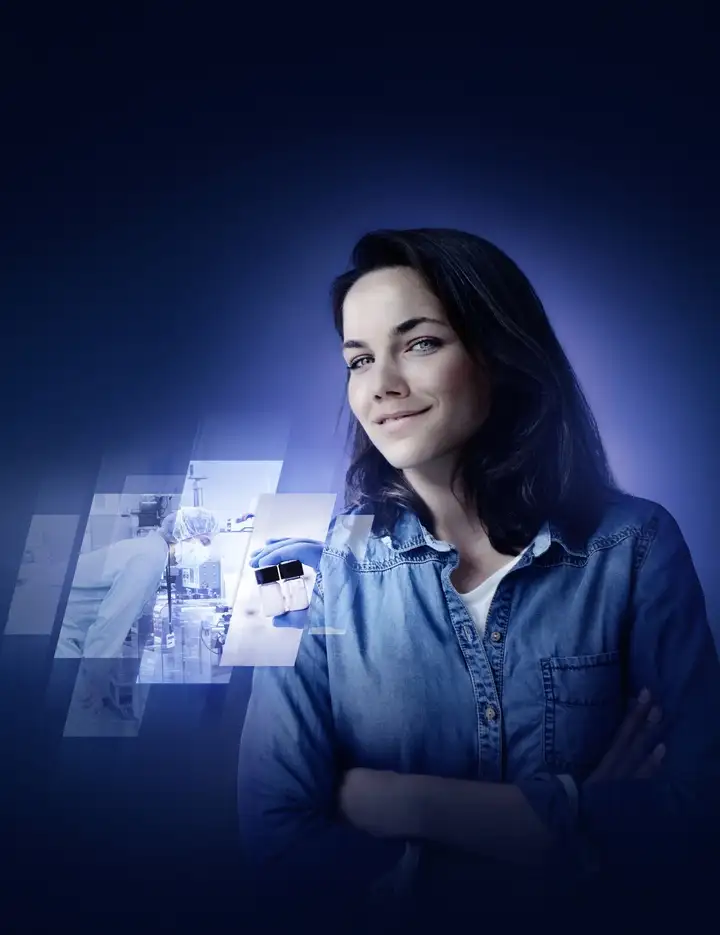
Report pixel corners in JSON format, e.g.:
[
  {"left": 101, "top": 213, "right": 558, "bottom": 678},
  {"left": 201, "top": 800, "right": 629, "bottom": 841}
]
[{"left": 1, "top": 33, "right": 716, "bottom": 910}]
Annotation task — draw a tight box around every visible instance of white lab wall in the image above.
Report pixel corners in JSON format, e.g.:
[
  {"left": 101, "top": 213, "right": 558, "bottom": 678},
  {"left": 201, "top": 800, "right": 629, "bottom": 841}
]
[
  {"left": 82, "top": 514, "right": 135, "bottom": 552},
  {"left": 82, "top": 493, "right": 143, "bottom": 552},
  {"left": 179, "top": 461, "right": 283, "bottom": 519}
]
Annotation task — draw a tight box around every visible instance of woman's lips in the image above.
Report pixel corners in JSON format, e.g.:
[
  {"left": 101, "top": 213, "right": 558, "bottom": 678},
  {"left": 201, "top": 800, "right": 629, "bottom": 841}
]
[{"left": 378, "top": 408, "right": 430, "bottom": 430}]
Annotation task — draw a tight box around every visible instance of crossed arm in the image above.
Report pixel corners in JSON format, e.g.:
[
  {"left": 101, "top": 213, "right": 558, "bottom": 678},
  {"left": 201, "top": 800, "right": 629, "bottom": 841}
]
[{"left": 336, "top": 687, "right": 666, "bottom": 864}]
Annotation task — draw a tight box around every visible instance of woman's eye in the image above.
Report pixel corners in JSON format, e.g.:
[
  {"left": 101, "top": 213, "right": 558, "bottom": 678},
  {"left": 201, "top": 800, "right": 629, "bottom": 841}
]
[
  {"left": 347, "top": 355, "right": 372, "bottom": 371},
  {"left": 347, "top": 339, "right": 441, "bottom": 371},
  {"left": 409, "top": 337, "right": 442, "bottom": 353}
]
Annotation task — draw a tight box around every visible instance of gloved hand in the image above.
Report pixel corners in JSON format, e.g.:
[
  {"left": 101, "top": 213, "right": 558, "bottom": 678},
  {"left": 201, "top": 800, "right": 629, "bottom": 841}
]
[{"left": 249, "top": 537, "right": 323, "bottom": 628}]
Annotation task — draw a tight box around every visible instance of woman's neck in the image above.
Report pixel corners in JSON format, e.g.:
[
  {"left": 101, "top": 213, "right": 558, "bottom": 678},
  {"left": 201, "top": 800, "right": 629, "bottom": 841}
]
[
  {"left": 403, "top": 464, "right": 485, "bottom": 550},
  {"left": 403, "top": 463, "right": 515, "bottom": 577}
]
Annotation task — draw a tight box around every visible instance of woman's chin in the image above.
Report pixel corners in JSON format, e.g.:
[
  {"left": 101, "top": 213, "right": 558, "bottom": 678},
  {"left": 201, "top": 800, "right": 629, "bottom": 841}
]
[
  {"left": 393, "top": 452, "right": 462, "bottom": 486},
  {"left": 382, "top": 447, "right": 437, "bottom": 472}
]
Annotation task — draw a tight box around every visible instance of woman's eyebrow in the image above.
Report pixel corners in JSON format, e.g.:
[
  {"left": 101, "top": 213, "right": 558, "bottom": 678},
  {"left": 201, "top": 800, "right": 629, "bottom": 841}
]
[{"left": 342, "top": 316, "right": 449, "bottom": 350}]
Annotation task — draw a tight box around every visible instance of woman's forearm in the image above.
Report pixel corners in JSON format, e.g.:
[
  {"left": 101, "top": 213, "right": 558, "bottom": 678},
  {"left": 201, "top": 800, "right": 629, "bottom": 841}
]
[{"left": 404, "top": 774, "right": 554, "bottom": 865}]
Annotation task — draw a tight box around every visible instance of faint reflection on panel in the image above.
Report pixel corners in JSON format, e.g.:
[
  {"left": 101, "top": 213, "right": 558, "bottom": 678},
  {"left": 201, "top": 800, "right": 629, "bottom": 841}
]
[
  {"left": 222, "top": 493, "right": 336, "bottom": 667},
  {"left": 4, "top": 515, "right": 80, "bottom": 636},
  {"left": 307, "top": 513, "right": 375, "bottom": 636},
  {"left": 327, "top": 512, "right": 374, "bottom": 563}
]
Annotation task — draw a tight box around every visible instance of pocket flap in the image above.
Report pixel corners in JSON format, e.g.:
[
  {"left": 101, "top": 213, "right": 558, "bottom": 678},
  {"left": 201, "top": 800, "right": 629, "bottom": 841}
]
[{"left": 542, "top": 651, "right": 621, "bottom": 705}]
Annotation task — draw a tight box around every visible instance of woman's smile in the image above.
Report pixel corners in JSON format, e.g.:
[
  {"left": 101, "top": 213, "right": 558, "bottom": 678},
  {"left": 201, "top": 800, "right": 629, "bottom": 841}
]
[{"left": 377, "top": 407, "right": 431, "bottom": 431}]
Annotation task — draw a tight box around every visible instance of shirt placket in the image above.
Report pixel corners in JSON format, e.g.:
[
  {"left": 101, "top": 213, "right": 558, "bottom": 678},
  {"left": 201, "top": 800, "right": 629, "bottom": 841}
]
[
  {"left": 440, "top": 556, "right": 504, "bottom": 782},
  {"left": 477, "top": 549, "right": 538, "bottom": 779}
]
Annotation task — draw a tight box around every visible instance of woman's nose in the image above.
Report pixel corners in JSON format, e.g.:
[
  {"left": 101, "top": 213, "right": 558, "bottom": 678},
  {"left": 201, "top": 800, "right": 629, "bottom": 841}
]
[{"left": 370, "top": 358, "right": 409, "bottom": 399}]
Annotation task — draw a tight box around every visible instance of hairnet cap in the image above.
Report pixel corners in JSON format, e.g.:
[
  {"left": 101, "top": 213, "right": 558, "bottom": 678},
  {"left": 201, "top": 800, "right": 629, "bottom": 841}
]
[{"left": 168, "top": 507, "right": 219, "bottom": 542}]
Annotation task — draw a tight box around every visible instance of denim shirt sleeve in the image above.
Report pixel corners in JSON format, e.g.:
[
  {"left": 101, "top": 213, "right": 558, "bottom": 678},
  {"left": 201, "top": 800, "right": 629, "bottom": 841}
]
[
  {"left": 237, "top": 570, "right": 406, "bottom": 899},
  {"left": 520, "top": 505, "right": 720, "bottom": 873}
]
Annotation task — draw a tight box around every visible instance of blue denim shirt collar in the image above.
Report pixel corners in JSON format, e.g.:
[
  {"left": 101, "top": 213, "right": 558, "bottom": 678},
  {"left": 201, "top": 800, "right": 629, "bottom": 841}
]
[{"left": 386, "top": 509, "right": 589, "bottom": 560}]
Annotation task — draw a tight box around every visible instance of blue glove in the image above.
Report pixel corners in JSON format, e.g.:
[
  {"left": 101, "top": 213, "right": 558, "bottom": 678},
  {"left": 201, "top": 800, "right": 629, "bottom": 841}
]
[{"left": 249, "top": 537, "right": 323, "bottom": 628}]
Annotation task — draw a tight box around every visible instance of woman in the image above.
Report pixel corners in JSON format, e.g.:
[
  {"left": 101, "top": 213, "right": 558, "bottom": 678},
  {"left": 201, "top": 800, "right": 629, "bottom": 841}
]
[{"left": 237, "top": 229, "right": 720, "bottom": 926}]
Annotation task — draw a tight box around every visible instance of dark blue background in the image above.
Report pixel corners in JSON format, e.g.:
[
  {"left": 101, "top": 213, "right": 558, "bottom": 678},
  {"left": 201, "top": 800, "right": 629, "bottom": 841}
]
[{"left": 1, "top": 8, "right": 717, "bottom": 922}]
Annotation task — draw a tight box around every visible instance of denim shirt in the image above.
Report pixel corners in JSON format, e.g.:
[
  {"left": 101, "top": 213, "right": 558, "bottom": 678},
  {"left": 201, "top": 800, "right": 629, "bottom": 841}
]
[{"left": 237, "top": 491, "right": 720, "bottom": 906}]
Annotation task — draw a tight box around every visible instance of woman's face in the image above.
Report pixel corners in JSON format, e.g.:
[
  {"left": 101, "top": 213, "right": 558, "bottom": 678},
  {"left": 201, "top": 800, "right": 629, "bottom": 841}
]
[{"left": 342, "top": 267, "right": 490, "bottom": 474}]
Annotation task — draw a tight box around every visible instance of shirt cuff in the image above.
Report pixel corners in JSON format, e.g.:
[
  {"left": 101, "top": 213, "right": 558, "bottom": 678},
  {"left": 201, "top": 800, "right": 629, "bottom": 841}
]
[
  {"left": 556, "top": 773, "right": 580, "bottom": 820},
  {"left": 516, "top": 772, "right": 599, "bottom": 876},
  {"left": 368, "top": 842, "right": 420, "bottom": 900}
]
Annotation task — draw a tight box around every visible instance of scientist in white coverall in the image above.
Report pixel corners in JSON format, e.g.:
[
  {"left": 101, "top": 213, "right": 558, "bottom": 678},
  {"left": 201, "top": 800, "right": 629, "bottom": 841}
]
[{"left": 56, "top": 507, "right": 220, "bottom": 659}]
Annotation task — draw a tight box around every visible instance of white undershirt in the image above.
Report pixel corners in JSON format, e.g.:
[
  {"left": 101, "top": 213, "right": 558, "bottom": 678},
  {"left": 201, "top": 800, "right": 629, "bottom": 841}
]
[{"left": 456, "top": 548, "right": 527, "bottom": 637}]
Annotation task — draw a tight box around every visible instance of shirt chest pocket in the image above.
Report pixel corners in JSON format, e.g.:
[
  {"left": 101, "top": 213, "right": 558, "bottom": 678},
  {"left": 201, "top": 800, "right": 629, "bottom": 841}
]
[{"left": 541, "top": 651, "right": 624, "bottom": 779}]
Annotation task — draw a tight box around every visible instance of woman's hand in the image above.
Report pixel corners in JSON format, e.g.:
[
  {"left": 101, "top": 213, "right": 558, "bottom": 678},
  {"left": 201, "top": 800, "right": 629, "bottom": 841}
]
[
  {"left": 249, "top": 537, "right": 323, "bottom": 628},
  {"left": 585, "top": 688, "right": 666, "bottom": 784},
  {"left": 338, "top": 768, "right": 418, "bottom": 839},
  {"left": 249, "top": 538, "right": 324, "bottom": 572}
]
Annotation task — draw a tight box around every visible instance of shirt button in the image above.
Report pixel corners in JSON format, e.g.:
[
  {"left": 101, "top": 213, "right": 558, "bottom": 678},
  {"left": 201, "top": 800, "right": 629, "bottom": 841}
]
[
  {"left": 490, "top": 631, "right": 502, "bottom": 643},
  {"left": 485, "top": 705, "right": 497, "bottom": 721}
]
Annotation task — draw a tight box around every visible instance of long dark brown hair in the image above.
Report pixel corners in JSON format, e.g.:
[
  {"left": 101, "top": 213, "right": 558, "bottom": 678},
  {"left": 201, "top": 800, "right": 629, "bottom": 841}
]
[{"left": 330, "top": 228, "right": 621, "bottom": 553}]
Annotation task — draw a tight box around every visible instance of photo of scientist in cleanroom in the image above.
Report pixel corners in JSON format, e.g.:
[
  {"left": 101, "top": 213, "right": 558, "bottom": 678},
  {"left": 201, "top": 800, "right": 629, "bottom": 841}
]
[{"left": 55, "top": 507, "right": 220, "bottom": 660}]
